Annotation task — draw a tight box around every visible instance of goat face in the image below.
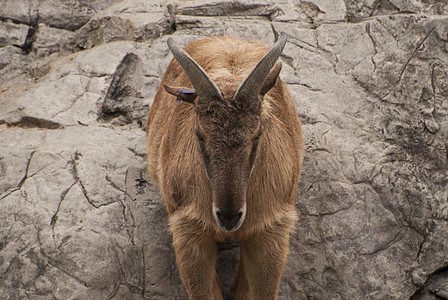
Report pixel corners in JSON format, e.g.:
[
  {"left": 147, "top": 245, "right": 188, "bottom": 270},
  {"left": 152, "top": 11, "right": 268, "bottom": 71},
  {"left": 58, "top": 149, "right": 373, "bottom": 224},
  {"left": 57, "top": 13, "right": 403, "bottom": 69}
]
[
  {"left": 195, "top": 87, "right": 263, "bottom": 231},
  {"left": 164, "top": 34, "right": 287, "bottom": 232}
]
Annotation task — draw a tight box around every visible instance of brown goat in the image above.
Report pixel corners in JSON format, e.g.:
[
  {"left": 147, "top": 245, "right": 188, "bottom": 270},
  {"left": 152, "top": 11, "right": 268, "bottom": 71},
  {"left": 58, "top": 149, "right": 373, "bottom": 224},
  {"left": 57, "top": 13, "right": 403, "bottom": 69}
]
[{"left": 146, "top": 33, "right": 304, "bottom": 299}]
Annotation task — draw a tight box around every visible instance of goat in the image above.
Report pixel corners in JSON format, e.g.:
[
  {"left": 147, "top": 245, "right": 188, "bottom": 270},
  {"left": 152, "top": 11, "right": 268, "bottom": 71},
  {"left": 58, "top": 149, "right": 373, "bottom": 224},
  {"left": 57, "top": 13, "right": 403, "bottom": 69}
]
[{"left": 146, "top": 32, "right": 304, "bottom": 299}]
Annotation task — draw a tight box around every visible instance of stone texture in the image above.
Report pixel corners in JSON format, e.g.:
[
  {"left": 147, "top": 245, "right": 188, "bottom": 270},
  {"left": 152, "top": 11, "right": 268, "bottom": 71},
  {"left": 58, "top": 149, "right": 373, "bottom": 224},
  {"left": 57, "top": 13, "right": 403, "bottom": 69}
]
[{"left": 1, "top": 0, "right": 447, "bottom": 299}]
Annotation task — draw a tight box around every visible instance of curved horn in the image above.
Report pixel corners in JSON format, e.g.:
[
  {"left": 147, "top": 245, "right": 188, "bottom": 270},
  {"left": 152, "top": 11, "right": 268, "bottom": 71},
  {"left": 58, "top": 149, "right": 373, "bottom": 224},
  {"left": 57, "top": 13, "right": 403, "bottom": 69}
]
[
  {"left": 167, "top": 38, "right": 223, "bottom": 103},
  {"left": 234, "top": 32, "right": 288, "bottom": 100}
]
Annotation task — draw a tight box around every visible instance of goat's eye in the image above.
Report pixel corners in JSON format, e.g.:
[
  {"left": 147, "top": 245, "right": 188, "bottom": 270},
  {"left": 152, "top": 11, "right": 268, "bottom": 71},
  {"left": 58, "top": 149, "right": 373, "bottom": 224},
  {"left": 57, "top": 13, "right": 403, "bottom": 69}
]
[
  {"left": 195, "top": 130, "right": 205, "bottom": 143},
  {"left": 254, "top": 128, "right": 263, "bottom": 142}
]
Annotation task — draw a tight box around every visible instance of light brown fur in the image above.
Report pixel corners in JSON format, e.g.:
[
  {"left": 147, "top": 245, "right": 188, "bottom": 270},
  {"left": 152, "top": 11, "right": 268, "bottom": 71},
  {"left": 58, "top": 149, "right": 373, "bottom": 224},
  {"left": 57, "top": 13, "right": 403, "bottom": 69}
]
[{"left": 146, "top": 36, "right": 304, "bottom": 299}]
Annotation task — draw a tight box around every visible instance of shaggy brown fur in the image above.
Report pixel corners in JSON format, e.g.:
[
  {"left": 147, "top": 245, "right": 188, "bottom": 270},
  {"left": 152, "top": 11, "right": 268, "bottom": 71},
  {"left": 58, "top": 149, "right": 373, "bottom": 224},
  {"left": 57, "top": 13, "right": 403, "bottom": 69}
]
[{"left": 146, "top": 35, "right": 304, "bottom": 299}]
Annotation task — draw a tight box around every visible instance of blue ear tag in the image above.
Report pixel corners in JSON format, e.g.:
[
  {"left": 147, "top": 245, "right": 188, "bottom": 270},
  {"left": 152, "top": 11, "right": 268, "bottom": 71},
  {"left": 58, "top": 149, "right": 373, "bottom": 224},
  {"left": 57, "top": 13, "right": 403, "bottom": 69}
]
[
  {"left": 175, "top": 89, "right": 195, "bottom": 104},
  {"left": 179, "top": 88, "right": 195, "bottom": 94}
]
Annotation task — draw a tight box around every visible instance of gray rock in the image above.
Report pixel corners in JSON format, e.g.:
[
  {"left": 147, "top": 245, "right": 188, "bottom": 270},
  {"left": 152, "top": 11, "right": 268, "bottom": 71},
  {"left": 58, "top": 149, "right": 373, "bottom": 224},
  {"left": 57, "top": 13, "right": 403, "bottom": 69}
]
[
  {"left": 0, "top": 0, "right": 122, "bottom": 29},
  {"left": 0, "top": 20, "right": 28, "bottom": 48},
  {"left": 32, "top": 24, "right": 75, "bottom": 58},
  {"left": 1, "top": 0, "right": 447, "bottom": 299},
  {"left": 344, "top": 0, "right": 448, "bottom": 21},
  {"left": 0, "top": 46, "right": 27, "bottom": 84}
]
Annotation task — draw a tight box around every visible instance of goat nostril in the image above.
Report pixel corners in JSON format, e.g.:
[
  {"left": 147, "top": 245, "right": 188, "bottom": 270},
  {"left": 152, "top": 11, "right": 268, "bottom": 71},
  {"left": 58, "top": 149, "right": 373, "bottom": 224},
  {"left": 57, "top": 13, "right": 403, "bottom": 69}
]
[
  {"left": 216, "top": 210, "right": 243, "bottom": 227},
  {"left": 234, "top": 212, "right": 243, "bottom": 223}
]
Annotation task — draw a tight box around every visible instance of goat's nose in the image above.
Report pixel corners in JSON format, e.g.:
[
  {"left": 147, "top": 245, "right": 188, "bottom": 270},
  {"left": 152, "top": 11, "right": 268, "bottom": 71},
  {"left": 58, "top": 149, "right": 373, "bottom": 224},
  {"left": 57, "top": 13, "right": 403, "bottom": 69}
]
[{"left": 216, "top": 210, "right": 243, "bottom": 231}]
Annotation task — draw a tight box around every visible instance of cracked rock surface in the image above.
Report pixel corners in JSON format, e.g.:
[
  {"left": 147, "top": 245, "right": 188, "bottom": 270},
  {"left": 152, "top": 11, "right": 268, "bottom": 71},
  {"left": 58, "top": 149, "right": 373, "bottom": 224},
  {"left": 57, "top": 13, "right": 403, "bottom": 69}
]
[{"left": 1, "top": 0, "right": 447, "bottom": 299}]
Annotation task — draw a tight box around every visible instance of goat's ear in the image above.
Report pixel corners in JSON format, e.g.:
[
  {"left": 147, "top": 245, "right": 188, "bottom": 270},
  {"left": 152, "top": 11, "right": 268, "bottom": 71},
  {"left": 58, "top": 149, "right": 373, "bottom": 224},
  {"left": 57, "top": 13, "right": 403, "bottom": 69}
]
[
  {"left": 164, "top": 85, "right": 197, "bottom": 104},
  {"left": 260, "top": 62, "right": 282, "bottom": 96}
]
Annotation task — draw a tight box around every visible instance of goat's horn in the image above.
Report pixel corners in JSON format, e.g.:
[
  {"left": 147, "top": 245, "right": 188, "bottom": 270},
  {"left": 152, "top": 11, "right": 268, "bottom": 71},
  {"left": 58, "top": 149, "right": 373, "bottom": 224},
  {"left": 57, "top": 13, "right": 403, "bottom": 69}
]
[
  {"left": 234, "top": 32, "right": 287, "bottom": 100},
  {"left": 167, "top": 38, "right": 223, "bottom": 103}
]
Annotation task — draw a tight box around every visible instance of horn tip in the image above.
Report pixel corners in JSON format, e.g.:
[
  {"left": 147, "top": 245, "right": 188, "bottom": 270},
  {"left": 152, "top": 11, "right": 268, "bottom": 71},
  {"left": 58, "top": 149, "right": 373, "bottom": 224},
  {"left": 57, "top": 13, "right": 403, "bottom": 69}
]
[
  {"left": 278, "top": 32, "right": 288, "bottom": 43},
  {"left": 167, "top": 37, "right": 175, "bottom": 48}
]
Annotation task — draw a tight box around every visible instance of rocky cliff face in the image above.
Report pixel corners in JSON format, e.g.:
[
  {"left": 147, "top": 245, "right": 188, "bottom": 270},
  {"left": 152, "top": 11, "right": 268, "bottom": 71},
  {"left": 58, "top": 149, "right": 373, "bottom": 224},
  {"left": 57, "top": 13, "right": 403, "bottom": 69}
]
[{"left": 1, "top": 1, "right": 447, "bottom": 299}]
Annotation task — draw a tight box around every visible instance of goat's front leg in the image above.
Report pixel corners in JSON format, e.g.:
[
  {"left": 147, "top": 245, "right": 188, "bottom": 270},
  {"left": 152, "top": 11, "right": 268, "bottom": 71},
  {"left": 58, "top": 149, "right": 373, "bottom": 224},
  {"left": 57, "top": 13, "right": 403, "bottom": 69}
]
[
  {"left": 170, "top": 215, "right": 222, "bottom": 300},
  {"left": 234, "top": 223, "right": 293, "bottom": 300}
]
